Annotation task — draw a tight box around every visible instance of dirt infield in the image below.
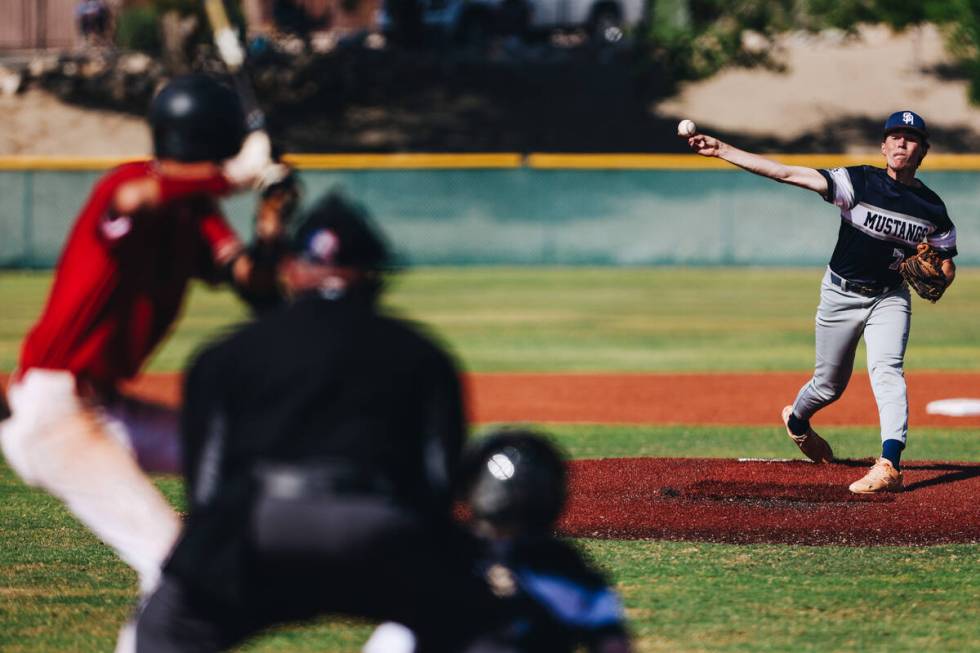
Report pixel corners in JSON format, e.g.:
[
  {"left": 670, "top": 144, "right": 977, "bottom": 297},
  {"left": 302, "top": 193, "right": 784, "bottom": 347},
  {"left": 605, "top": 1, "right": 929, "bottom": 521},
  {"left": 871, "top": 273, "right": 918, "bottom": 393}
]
[
  {"left": 464, "top": 372, "right": 980, "bottom": 428},
  {"left": 4, "top": 371, "right": 978, "bottom": 544},
  {"left": 11, "top": 370, "right": 972, "bottom": 427},
  {"left": 560, "top": 457, "right": 980, "bottom": 545}
]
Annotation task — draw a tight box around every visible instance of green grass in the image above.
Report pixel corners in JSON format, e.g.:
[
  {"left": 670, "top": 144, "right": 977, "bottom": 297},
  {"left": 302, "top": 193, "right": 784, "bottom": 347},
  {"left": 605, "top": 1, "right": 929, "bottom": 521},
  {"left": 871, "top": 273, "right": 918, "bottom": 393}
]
[
  {"left": 3, "top": 267, "right": 980, "bottom": 372},
  {"left": 1, "top": 268, "right": 979, "bottom": 652},
  {"left": 537, "top": 424, "right": 980, "bottom": 462},
  {"left": 2, "top": 426, "right": 978, "bottom": 653},
  {"left": 585, "top": 540, "right": 980, "bottom": 653}
]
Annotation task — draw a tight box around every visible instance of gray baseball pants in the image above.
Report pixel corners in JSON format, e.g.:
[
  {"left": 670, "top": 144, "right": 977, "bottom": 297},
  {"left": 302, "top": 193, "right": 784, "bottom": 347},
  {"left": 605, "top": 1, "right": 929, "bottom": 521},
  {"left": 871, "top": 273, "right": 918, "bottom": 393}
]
[{"left": 791, "top": 268, "right": 912, "bottom": 445}]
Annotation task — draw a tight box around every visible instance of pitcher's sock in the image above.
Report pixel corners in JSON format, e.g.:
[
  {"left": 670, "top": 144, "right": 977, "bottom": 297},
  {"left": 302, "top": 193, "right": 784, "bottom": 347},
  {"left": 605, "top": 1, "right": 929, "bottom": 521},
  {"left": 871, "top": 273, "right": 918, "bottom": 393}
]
[
  {"left": 881, "top": 439, "right": 905, "bottom": 470},
  {"left": 787, "top": 412, "right": 810, "bottom": 437}
]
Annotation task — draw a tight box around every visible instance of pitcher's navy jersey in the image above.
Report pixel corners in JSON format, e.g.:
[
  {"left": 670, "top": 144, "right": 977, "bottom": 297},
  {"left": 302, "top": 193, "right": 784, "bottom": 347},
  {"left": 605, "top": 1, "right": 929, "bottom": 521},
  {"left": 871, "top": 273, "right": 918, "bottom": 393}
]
[{"left": 818, "top": 165, "right": 957, "bottom": 285}]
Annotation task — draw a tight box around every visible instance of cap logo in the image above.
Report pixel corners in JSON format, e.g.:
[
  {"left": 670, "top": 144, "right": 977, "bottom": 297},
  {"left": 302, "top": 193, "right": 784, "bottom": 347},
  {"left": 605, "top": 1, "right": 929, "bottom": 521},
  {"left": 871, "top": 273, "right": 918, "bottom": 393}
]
[
  {"left": 903, "top": 112, "right": 915, "bottom": 125},
  {"left": 309, "top": 229, "right": 339, "bottom": 263}
]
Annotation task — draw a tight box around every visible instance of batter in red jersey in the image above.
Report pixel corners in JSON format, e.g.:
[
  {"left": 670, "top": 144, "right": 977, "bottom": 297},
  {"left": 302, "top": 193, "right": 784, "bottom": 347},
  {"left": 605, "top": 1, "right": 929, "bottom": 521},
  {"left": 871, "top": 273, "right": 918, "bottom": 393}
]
[{"left": 0, "top": 74, "right": 297, "bottom": 596}]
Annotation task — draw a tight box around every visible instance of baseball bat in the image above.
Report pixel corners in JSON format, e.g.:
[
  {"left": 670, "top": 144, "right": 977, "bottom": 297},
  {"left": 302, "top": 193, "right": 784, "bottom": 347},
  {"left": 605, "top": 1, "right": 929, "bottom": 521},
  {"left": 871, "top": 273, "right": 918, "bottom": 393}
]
[{"left": 202, "top": 0, "right": 265, "bottom": 132}]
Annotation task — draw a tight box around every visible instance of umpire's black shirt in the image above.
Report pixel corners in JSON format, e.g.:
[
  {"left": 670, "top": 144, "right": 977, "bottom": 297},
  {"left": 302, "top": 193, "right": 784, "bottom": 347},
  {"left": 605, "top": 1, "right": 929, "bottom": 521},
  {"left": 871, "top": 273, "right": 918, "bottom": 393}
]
[{"left": 166, "top": 289, "right": 467, "bottom": 603}]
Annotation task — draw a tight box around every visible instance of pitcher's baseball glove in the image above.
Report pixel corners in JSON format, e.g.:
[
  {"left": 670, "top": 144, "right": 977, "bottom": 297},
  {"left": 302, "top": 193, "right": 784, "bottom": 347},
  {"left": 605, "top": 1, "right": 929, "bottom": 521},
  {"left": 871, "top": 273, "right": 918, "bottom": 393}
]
[{"left": 900, "top": 243, "right": 948, "bottom": 303}]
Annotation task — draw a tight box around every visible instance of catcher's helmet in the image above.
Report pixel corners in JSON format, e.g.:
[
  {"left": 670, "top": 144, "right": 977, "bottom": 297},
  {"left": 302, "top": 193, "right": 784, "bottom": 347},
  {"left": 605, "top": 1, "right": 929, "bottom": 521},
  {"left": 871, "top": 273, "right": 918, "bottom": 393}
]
[
  {"left": 149, "top": 75, "right": 246, "bottom": 162},
  {"left": 460, "top": 429, "right": 567, "bottom": 534},
  {"left": 292, "top": 191, "right": 392, "bottom": 270}
]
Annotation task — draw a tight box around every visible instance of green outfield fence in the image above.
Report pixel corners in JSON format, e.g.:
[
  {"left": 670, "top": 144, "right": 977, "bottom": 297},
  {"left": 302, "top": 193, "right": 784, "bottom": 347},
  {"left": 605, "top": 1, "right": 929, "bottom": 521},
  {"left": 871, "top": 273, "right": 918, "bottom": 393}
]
[{"left": 2, "top": 153, "right": 979, "bottom": 267}]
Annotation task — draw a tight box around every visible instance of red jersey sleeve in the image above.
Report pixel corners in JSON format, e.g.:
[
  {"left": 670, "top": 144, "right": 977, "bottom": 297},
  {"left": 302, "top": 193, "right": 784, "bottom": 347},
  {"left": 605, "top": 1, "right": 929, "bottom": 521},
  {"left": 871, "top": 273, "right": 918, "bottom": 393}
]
[
  {"left": 195, "top": 203, "right": 244, "bottom": 282},
  {"left": 157, "top": 173, "right": 232, "bottom": 203},
  {"left": 93, "top": 163, "right": 235, "bottom": 250}
]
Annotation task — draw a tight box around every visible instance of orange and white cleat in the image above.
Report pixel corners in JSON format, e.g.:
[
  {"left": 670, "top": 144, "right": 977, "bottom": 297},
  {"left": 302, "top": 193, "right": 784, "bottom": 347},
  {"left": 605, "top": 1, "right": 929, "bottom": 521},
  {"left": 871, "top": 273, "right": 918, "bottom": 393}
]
[
  {"left": 849, "top": 458, "right": 903, "bottom": 494},
  {"left": 781, "top": 405, "right": 834, "bottom": 464}
]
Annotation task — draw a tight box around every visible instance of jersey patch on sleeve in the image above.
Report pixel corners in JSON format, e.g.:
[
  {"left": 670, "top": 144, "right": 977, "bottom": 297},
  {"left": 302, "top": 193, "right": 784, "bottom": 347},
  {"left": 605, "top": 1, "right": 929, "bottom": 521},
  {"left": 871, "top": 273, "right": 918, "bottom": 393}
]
[{"left": 99, "top": 212, "right": 133, "bottom": 241}]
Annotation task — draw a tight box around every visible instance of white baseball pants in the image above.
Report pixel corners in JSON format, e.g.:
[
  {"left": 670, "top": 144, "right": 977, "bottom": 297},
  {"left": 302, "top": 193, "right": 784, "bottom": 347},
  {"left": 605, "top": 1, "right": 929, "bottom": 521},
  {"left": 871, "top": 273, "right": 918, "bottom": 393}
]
[
  {"left": 0, "top": 369, "right": 182, "bottom": 594},
  {"left": 791, "top": 268, "right": 912, "bottom": 445}
]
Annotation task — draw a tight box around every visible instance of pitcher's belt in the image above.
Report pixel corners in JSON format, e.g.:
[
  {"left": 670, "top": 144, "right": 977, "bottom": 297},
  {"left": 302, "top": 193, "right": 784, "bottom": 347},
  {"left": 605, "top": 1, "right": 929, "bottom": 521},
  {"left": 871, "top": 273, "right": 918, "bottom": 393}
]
[{"left": 829, "top": 272, "right": 894, "bottom": 298}]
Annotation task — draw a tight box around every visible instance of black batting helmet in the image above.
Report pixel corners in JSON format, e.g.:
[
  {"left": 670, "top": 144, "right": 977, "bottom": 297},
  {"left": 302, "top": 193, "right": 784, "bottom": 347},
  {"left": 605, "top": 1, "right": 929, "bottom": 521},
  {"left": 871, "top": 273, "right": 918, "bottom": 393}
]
[
  {"left": 149, "top": 75, "right": 247, "bottom": 162},
  {"left": 459, "top": 428, "right": 567, "bottom": 534}
]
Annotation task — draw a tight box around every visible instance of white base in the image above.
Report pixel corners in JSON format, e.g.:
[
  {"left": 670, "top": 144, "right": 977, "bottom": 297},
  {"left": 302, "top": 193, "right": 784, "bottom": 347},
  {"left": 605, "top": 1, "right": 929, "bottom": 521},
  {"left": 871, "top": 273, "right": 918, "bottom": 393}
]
[{"left": 925, "top": 398, "right": 980, "bottom": 417}]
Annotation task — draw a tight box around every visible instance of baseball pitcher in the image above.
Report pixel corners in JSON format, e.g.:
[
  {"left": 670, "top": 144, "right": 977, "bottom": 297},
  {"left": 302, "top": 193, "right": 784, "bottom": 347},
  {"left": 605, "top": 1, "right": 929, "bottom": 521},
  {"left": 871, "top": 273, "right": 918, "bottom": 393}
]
[{"left": 684, "top": 110, "right": 957, "bottom": 493}]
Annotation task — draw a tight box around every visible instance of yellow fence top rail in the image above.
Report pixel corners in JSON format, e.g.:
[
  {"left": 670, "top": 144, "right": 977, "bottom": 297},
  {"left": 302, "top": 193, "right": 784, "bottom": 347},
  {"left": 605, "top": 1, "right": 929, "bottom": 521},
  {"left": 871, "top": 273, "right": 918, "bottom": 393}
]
[
  {"left": 286, "top": 153, "right": 523, "bottom": 169},
  {"left": 0, "top": 153, "right": 523, "bottom": 171},
  {"left": 0, "top": 156, "right": 149, "bottom": 171},
  {"left": 2, "top": 153, "right": 980, "bottom": 171}
]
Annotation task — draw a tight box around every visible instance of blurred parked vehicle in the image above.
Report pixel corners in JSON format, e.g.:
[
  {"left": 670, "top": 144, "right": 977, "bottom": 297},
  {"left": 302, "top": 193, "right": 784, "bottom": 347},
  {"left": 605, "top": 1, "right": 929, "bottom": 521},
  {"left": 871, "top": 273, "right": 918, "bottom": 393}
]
[{"left": 381, "top": 0, "right": 645, "bottom": 47}]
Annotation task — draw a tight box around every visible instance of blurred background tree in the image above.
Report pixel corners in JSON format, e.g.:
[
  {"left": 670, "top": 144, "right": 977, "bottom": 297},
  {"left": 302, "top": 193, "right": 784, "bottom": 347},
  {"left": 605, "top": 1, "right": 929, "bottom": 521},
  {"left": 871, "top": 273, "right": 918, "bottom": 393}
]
[
  {"left": 643, "top": 0, "right": 800, "bottom": 90},
  {"left": 115, "top": 0, "right": 245, "bottom": 64},
  {"left": 925, "top": 0, "right": 980, "bottom": 104}
]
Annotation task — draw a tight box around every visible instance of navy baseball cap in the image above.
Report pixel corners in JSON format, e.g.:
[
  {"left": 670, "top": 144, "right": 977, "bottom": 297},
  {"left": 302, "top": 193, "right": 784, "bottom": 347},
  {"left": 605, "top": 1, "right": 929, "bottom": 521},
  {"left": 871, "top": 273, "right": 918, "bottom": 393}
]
[{"left": 883, "top": 110, "right": 928, "bottom": 140}]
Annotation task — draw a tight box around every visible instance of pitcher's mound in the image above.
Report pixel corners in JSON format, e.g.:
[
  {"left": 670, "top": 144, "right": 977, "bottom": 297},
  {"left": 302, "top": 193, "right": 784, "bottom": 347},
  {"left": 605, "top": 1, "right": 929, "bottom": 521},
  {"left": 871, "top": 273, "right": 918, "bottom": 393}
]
[{"left": 559, "top": 458, "right": 980, "bottom": 545}]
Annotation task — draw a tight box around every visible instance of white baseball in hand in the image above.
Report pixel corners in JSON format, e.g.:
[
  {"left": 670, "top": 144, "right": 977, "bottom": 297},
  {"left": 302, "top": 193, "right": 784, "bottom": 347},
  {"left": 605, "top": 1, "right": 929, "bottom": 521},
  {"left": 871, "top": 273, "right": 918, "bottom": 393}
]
[{"left": 677, "top": 119, "right": 697, "bottom": 137}]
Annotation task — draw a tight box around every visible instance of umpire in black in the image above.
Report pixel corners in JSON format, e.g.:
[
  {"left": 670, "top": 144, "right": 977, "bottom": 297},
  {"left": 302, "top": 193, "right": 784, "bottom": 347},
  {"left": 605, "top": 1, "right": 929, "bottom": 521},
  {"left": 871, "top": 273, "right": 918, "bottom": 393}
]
[{"left": 131, "top": 192, "right": 490, "bottom": 652}]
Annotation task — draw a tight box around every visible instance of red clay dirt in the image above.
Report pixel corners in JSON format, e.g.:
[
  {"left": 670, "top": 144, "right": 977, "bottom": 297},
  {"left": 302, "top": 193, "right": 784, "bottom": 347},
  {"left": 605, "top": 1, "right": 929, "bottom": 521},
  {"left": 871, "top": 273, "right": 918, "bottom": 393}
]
[
  {"left": 6, "top": 371, "right": 972, "bottom": 428},
  {"left": 462, "top": 372, "right": 980, "bottom": 428},
  {"left": 3, "top": 371, "right": 979, "bottom": 544}
]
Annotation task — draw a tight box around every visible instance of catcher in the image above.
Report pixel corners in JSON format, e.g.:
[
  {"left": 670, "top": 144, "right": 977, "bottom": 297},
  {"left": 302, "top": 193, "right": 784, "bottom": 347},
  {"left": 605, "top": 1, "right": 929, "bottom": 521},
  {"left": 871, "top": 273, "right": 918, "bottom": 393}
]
[
  {"left": 364, "top": 429, "right": 633, "bottom": 653},
  {"left": 686, "top": 110, "right": 957, "bottom": 493}
]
